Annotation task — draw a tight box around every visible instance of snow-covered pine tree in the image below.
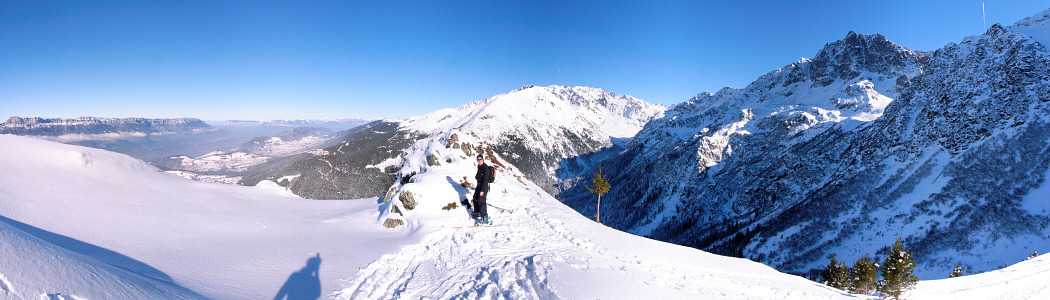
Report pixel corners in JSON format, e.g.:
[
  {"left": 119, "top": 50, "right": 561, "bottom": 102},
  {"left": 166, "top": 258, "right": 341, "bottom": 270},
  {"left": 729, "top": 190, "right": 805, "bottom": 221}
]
[
  {"left": 949, "top": 263, "right": 963, "bottom": 278},
  {"left": 879, "top": 237, "right": 918, "bottom": 300},
  {"left": 1026, "top": 251, "right": 1039, "bottom": 260},
  {"left": 850, "top": 254, "right": 878, "bottom": 295},
  {"left": 820, "top": 254, "right": 852, "bottom": 291}
]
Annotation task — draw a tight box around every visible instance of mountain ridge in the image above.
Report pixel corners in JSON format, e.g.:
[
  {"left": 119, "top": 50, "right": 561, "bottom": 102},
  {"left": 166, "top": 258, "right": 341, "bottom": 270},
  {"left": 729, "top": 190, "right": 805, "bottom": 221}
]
[
  {"left": 1, "top": 116, "right": 211, "bottom": 136},
  {"left": 561, "top": 9, "right": 1050, "bottom": 280}
]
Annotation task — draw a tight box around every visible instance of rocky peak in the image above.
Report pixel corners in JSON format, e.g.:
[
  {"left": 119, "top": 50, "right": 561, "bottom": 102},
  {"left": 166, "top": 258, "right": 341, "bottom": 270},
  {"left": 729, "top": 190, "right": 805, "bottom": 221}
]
[
  {"left": 513, "top": 84, "right": 538, "bottom": 92},
  {"left": 806, "top": 31, "right": 924, "bottom": 86}
]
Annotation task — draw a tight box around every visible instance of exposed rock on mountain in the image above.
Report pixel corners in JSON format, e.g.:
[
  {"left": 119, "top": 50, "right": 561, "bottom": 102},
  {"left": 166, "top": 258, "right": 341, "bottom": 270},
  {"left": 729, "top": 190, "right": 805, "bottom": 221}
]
[{"left": 561, "top": 10, "right": 1050, "bottom": 279}]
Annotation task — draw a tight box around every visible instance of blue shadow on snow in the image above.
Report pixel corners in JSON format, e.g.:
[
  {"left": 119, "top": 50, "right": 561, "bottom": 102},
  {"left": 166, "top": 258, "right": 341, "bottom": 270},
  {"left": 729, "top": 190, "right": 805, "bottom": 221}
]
[
  {"left": 0, "top": 214, "right": 203, "bottom": 297},
  {"left": 274, "top": 253, "right": 322, "bottom": 300}
]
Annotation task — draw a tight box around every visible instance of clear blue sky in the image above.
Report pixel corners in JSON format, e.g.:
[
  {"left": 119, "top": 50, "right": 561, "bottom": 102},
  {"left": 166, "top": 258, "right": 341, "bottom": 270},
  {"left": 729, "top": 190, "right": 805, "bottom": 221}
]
[{"left": 1, "top": 1, "right": 1047, "bottom": 120}]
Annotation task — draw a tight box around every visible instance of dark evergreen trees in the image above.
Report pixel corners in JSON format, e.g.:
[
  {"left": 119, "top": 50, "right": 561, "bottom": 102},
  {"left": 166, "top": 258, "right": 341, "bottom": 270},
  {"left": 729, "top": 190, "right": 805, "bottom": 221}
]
[
  {"left": 850, "top": 254, "right": 878, "bottom": 295},
  {"left": 949, "top": 263, "right": 963, "bottom": 278},
  {"left": 879, "top": 237, "right": 919, "bottom": 299},
  {"left": 820, "top": 254, "right": 852, "bottom": 291}
]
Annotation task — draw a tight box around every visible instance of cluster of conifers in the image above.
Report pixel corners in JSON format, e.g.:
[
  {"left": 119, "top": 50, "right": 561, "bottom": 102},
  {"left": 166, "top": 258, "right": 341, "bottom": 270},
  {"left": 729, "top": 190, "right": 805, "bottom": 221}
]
[{"left": 819, "top": 237, "right": 918, "bottom": 300}]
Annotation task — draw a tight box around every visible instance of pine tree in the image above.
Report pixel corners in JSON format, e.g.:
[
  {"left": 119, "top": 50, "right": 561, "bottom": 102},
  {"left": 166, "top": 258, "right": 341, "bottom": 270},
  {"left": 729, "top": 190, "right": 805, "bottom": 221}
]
[
  {"left": 820, "top": 254, "right": 840, "bottom": 287},
  {"left": 1026, "top": 251, "right": 1039, "bottom": 260},
  {"left": 821, "top": 254, "right": 852, "bottom": 291},
  {"left": 850, "top": 254, "right": 878, "bottom": 295},
  {"left": 949, "top": 263, "right": 963, "bottom": 278},
  {"left": 586, "top": 165, "right": 611, "bottom": 223},
  {"left": 879, "top": 237, "right": 919, "bottom": 300}
]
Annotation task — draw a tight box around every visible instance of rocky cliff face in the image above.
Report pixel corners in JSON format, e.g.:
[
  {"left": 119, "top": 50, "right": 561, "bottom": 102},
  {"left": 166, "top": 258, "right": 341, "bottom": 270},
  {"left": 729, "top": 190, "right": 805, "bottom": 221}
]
[
  {"left": 1, "top": 116, "right": 211, "bottom": 136},
  {"left": 562, "top": 11, "right": 1050, "bottom": 279}
]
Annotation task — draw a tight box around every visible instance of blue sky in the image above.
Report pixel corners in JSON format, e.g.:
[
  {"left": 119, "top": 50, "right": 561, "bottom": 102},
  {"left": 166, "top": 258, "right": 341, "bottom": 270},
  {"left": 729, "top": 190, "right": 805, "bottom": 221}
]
[{"left": 1, "top": 1, "right": 1047, "bottom": 120}]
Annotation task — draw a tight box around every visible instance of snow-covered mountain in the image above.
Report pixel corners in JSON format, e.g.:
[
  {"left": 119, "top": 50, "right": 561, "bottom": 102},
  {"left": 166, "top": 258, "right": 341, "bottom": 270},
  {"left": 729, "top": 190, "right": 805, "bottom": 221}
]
[
  {"left": 562, "top": 8, "right": 1050, "bottom": 279},
  {"left": 0, "top": 134, "right": 868, "bottom": 299},
  {"left": 400, "top": 85, "right": 665, "bottom": 194},
  {"left": 238, "top": 120, "right": 427, "bottom": 199},
  {"left": 249, "top": 85, "right": 665, "bottom": 200}
]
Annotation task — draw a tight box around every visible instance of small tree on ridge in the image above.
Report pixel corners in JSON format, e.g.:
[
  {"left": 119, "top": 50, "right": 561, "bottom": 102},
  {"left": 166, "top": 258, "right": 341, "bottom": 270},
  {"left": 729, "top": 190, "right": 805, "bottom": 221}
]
[{"left": 586, "top": 165, "right": 611, "bottom": 223}]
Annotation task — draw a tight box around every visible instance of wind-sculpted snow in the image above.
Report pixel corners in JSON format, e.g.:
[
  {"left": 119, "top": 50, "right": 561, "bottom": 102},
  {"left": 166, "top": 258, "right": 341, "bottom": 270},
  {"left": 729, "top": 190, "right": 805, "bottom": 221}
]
[{"left": 562, "top": 8, "right": 1050, "bottom": 280}]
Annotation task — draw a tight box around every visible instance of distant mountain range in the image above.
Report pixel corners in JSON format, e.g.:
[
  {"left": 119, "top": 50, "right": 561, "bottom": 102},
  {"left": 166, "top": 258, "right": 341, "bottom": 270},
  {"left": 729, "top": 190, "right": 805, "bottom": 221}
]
[
  {"left": 216, "top": 118, "right": 369, "bottom": 131},
  {"left": 1, "top": 116, "right": 211, "bottom": 136}
]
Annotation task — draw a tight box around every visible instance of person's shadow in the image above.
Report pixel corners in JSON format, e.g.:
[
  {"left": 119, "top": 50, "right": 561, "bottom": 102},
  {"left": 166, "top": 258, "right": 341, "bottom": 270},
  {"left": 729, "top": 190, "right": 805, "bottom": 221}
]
[
  {"left": 447, "top": 176, "right": 474, "bottom": 215},
  {"left": 273, "top": 253, "right": 322, "bottom": 300}
]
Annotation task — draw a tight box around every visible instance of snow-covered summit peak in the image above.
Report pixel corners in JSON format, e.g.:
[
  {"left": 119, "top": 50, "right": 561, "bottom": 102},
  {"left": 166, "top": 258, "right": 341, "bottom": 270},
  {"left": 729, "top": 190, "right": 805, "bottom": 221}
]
[
  {"left": 399, "top": 84, "right": 665, "bottom": 195},
  {"left": 404, "top": 84, "right": 664, "bottom": 138},
  {"left": 1007, "top": 7, "right": 1050, "bottom": 48}
]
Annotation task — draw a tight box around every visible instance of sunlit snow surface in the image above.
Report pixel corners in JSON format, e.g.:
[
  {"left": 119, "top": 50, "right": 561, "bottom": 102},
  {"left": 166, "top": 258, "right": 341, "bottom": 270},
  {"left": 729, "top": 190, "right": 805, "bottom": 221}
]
[{"left": 0, "top": 134, "right": 854, "bottom": 299}]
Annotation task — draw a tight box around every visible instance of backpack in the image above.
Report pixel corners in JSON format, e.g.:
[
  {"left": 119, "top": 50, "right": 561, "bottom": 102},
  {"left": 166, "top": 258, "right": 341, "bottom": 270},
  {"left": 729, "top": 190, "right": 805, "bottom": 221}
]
[{"left": 486, "top": 165, "right": 495, "bottom": 183}]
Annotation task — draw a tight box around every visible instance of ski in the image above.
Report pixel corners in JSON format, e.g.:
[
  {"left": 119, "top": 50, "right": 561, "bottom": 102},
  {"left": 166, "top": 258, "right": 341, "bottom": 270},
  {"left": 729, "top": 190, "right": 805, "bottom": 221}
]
[{"left": 445, "top": 224, "right": 499, "bottom": 229}]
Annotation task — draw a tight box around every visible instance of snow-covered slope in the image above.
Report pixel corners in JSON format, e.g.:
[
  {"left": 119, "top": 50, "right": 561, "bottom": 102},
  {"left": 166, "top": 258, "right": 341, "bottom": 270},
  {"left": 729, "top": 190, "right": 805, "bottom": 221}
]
[
  {"left": 402, "top": 85, "right": 666, "bottom": 193},
  {"left": 0, "top": 134, "right": 405, "bottom": 299},
  {"left": 0, "top": 216, "right": 202, "bottom": 299},
  {"left": 906, "top": 253, "right": 1050, "bottom": 299},
  {"left": 333, "top": 129, "right": 852, "bottom": 299},
  {"left": 0, "top": 133, "right": 860, "bottom": 299},
  {"left": 562, "top": 8, "right": 1050, "bottom": 280}
]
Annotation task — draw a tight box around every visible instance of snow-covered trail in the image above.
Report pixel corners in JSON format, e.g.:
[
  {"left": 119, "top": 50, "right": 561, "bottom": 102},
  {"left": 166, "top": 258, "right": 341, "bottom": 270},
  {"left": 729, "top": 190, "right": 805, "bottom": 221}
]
[{"left": 333, "top": 130, "right": 855, "bottom": 299}]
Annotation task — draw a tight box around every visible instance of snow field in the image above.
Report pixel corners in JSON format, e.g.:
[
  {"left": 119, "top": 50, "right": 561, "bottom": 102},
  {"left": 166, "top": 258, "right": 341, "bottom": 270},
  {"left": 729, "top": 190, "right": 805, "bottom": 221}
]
[
  {"left": 0, "top": 134, "right": 409, "bottom": 299},
  {"left": 905, "top": 253, "right": 1050, "bottom": 299}
]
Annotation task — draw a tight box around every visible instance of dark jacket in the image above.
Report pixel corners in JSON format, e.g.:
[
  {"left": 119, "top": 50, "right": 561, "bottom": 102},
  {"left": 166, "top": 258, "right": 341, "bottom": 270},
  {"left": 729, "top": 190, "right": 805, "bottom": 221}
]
[{"left": 475, "top": 163, "right": 491, "bottom": 193}]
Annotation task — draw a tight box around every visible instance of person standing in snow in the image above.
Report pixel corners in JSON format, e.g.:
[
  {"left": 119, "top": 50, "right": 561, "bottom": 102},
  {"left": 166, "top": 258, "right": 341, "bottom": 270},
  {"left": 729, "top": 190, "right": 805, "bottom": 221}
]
[{"left": 473, "top": 154, "right": 491, "bottom": 224}]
